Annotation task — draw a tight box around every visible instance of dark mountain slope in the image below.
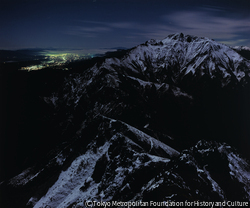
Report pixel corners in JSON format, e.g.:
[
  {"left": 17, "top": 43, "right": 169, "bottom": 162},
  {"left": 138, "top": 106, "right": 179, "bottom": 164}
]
[{"left": 1, "top": 33, "right": 250, "bottom": 208}]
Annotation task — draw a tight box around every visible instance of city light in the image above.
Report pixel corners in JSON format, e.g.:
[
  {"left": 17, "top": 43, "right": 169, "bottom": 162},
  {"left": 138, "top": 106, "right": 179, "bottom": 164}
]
[{"left": 19, "top": 51, "right": 94, "bottom": 71}]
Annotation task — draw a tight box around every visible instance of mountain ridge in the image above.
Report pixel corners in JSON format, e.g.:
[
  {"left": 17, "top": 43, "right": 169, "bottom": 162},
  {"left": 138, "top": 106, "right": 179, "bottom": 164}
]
[{"left": 1, "top": 33, "right": 250, "bottom": 208}]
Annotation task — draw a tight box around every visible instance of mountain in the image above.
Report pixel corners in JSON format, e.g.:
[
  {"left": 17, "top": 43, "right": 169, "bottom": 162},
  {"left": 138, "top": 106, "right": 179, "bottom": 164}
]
[
  {"left": 117, "top": 33, "right": 249, "bottom": 87},
  {"left": 0, "top": 49, "right": 46, "bottom": 63},
  {"left": 233, "top": 46, "right": 250, "bottom": 61},
  {"left": 1, "top": 33, "right": 250, "bottom": 208}
]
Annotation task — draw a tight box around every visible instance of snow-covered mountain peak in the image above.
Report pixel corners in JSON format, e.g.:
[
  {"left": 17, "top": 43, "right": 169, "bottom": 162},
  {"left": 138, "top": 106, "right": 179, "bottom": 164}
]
[
  {"left": 233, "top": 46, "right": 250, "bottom": 51},
  {"left": 1, "top": 33, "right": 250, "bottom": 208},
  {"left": 161, "top": 33, "right": 209, "bottom": 45},
  {"left": 118, "top": 33, "right": 250, "bottom": 86}
]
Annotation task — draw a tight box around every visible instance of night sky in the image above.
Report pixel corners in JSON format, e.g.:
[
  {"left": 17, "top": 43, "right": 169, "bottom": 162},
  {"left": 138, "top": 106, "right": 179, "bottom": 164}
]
[{"left": 1, "top": 0, "right": 250, "bottom": 54}]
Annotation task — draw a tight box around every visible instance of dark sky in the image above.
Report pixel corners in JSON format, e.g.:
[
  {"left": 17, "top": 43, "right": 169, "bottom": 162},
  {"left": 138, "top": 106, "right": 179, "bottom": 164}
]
[{"left": 1, "top": 0, "right": 250, "bottom": 53}]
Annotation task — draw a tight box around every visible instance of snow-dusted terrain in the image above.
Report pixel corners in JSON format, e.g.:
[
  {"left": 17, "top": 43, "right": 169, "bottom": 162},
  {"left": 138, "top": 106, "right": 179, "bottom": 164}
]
[
  {"left": 1, "top": 33, "right": 250, "bottom": 208},
  {"left": 121, "top": 33, "right": 248, "bottom": 82}
]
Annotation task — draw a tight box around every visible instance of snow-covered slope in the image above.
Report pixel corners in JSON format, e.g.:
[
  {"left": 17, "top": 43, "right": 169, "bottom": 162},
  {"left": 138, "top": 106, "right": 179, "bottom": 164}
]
[
  {"left": 8, "top": 117, "right": 178, "bottom": 208},
  {"left": 232, "top": 45, "right": 250, "bottom": 61},
  {"left": 6, "top": 117, "right": 250, "bottom": 207},
  {"left": 139, "top": 140, "right": 250, "bottom": 202},
  {"left": 47, "top": 33, "right": 250, "bottom": 111},
  {"left": 83, "top": 33, "right": 250, "bottom": 88},
  {"left": 233, "top": 46, "right": 250, "bottom": 51},
  {"left": 133, "top": 34, "right": 249, "bottom": 82},
  {"left": 1, "top": 33, "right": 250, "bottom": 208}
]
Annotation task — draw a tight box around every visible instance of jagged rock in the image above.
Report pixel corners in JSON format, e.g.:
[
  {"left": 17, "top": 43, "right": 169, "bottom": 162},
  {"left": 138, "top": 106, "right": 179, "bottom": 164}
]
[{"left": 1, "top": 34, "right": 250, "bottom": 208}]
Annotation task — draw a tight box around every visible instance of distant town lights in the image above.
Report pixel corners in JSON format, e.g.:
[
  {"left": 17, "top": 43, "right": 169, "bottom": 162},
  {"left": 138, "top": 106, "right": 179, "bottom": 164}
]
[{"left": 19, "top": 52, "right": 93, "bottom": 71}]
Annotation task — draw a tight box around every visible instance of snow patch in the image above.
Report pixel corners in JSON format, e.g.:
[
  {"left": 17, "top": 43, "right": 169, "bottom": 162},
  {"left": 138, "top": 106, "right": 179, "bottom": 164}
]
[
  {"left": 124, "top": 121, "right": 180, "bottom": 157},
  {"left": 203, "top": 165, "right": 225, "bottom": 200},
  {"left": 9, "top": 168, "right": 42, "bottom": 187},
  {"left": 227, "top": 152, "right": 250, "bottom": 199},
  {"left": 56, "top": 153, "right": 66, "bottom": 166},
  {"left": 33, "top": 141, "right": 111, "bottom": 208}
]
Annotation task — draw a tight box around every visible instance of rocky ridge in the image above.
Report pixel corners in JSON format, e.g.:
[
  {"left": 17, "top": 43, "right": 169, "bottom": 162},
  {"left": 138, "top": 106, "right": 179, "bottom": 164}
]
[{"left": 1, "top": 33, "right": 250, "bottom": 208}]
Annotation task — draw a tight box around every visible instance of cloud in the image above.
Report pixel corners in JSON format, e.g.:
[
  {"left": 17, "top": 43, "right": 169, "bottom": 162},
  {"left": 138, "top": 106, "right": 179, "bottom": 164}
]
[
  {"left": 64, "top": 10, "right": 250, "bottom": 47},
  {"left": 130, "top": 10, "right": 250, "bottom": 46},
  {"left": 199, "top": 5, "right": 225, "bottom": 12},
  {"left": 65, "top": 20, "right": 137, "bottom": 38},
  {"left": 64, "top": 25, "right": 111, "bottom": 38},
  {"left": 219, "top": 39, "right": 250, "bottom": 47},
  {"left": 160, "top": 10, "right": 250, "bottom": 44},
  {"left": 81, "top": 20, "right": 137, "bottom": 29}
]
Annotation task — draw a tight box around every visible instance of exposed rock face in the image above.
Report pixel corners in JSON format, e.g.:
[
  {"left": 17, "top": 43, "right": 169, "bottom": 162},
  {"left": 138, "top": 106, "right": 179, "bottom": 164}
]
[{"left": 1, "top": 33, "right": 250, "bottom": 208}]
